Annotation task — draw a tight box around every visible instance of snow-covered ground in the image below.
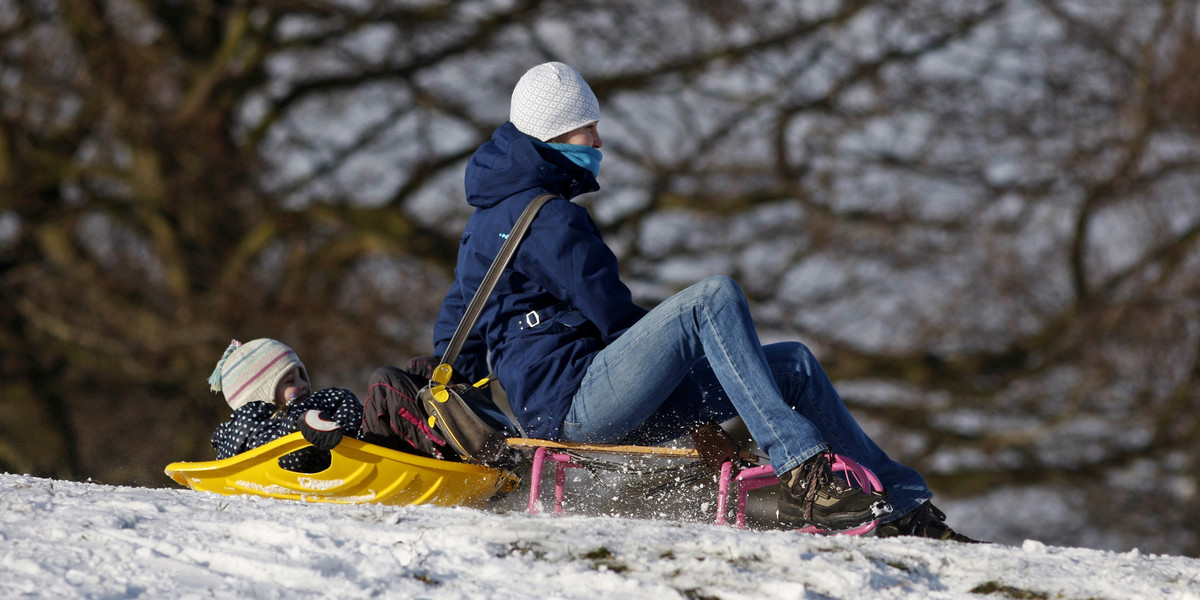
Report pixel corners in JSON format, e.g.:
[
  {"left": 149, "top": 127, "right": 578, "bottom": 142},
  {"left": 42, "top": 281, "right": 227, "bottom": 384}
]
[{"left": 2, "top": 473, "right": 1198, "bottom": 599}]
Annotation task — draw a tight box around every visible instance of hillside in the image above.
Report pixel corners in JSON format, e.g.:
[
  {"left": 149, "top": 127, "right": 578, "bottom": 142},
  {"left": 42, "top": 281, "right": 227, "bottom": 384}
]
[{"left": 2, "top": 473, "right": 1197, "bottom": 599}]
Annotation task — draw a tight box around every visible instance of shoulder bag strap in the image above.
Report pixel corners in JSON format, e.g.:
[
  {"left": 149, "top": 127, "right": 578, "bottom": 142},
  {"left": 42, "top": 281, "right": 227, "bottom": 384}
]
[{"left": 431, "top": 193, "right": 558, "bottom": 387}]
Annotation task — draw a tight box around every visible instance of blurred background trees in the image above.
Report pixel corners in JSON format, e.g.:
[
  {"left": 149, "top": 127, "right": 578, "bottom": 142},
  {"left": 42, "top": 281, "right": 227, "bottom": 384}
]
[{"left": 1, "top": 0, "right": 1197, "bottom": 555}]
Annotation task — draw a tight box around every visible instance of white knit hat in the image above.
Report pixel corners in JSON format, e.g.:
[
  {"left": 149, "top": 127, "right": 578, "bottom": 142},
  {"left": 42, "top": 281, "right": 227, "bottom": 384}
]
[
  {"left": 207, "top": 339, "right": 309, "bottom": 411},
  {"left": 510, "top": 62, "right": 601, "bottom": 141}
]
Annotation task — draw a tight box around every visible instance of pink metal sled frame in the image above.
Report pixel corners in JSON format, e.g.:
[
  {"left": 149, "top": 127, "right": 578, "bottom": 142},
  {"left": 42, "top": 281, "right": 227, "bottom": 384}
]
[
  {"left": 716, "top": 455, "right": 884, "bottom": 535},
  {"left": 522, "top": 443, "right": 884, "bottom": 534}
]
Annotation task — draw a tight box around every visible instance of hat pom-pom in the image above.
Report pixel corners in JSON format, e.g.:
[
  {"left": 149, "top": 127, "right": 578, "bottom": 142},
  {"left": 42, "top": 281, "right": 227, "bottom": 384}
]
[{"left": 208, "top": 339, "right": 242, "bottom": 393}]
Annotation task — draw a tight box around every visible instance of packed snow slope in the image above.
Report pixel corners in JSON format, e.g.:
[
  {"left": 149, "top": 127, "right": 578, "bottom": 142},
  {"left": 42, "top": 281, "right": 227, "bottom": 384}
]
[{"left": 2, "top": 472, "right": 1198, "bottom": 599}]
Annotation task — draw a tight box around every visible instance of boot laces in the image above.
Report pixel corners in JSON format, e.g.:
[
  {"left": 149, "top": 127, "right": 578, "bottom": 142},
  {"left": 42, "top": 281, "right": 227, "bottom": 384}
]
[
  {"left": 906, "top": 502, "right": 948, "bottom": 534},
  {"left": 798, "top": 453, "right": 848, "bottom": 521}
]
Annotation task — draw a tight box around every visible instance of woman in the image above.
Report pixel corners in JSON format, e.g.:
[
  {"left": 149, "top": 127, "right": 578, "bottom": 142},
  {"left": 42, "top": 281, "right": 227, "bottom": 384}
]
[{"left": 434, "top": 62, "right": 974, "bottom": 540}]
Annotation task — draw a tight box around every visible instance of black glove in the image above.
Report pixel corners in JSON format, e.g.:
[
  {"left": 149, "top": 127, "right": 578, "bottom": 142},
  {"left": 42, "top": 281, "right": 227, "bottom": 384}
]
[
  {"left": 299, "top": 409, "right": 344, "bottom": 451},
  {"left": 404, "top": 355, "right": 441, "bottom": 379},
  {"left": 690, "top": 419, "right": 750, "bottom": 475},
  {"left": 405, "top": 355, "right": 473, "bottom": 385}
]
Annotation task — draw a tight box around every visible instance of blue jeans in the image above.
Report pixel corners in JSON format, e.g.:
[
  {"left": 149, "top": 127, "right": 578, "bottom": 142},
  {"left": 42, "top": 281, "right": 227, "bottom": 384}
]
[{"left": 561, "top": 275, "right": 931, "bottom": 519}]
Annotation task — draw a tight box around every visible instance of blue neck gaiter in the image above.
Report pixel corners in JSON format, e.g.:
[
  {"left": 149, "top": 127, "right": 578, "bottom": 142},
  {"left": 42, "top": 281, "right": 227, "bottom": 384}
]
[{"left": 542, "top": 142, "right": 603, "bottom": 178}]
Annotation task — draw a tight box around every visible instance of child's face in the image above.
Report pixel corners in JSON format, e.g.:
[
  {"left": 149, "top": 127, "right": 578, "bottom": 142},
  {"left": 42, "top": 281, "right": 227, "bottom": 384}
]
[{"left": 275, "top": 368, "right": 309, "bottom": 405}]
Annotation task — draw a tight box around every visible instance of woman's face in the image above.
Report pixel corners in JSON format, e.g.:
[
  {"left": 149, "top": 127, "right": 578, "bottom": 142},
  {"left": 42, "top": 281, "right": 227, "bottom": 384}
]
[
  {"left": 275, "top": 368, "right": 309, "bottom": 405},
  {"left": 552, "top": 122, "right": 602, "bottom": 148}
]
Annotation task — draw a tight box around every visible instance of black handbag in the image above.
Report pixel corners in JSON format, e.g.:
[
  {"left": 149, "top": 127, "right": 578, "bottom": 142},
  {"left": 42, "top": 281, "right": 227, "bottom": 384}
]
[{"left": 419, "top": 193, "right": 557, "bottom": 464}]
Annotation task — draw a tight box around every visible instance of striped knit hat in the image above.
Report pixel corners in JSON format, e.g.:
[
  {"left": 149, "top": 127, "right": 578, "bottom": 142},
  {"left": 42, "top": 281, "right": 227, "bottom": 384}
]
[
  {"left": 208, "top": 339, "right": 309, "bottom": 411},
  {"left": 510, "top": 62, "right": 601, "bottom": 142}
]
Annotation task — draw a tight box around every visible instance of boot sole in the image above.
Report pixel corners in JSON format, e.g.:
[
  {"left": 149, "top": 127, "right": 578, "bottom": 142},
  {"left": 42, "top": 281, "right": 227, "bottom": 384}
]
[{"left": 777, "top": 499, "right": 891, "bottom": 531}]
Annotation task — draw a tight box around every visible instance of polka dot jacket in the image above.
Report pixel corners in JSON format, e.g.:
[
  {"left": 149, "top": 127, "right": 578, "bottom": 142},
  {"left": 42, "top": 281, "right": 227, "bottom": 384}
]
[{"left": 210, "top": 387, "right": 363, "bottom": 473}]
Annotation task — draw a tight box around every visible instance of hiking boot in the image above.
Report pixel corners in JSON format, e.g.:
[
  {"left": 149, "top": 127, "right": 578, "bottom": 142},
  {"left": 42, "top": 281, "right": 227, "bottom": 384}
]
[
  {"left": 875, "top": 501, "right": 981, "bottom": 543},
  {"left": 777, "top": 452, "right": 892, "bottom": 532}
]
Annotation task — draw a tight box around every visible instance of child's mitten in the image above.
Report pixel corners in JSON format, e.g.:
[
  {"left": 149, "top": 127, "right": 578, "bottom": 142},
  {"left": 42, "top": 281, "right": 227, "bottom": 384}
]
[{"left": 300, "top": 410, "right": 344, "bottom": 450}]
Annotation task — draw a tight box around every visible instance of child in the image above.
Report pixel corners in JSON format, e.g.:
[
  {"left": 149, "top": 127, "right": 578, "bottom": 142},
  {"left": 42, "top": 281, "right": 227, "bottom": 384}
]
[{"left": 208, "top": 338, "right": 363, "bottom": 473}]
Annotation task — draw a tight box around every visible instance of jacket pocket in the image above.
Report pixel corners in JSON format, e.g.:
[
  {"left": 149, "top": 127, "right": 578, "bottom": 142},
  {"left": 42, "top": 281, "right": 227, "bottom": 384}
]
[{"left": 555, "top": 310, "right": 587, "bottom": 329}]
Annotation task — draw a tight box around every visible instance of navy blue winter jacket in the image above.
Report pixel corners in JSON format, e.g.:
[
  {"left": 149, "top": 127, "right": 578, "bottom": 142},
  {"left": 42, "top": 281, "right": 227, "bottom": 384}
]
[{"left": 434, "top": 122, "right": 646, "bottom": 439}]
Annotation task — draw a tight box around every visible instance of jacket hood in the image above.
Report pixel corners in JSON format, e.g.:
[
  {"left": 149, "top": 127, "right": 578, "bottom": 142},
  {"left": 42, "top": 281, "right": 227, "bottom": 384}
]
[{"left": 464, "top": 122, "right": 599, "bottom": 208}]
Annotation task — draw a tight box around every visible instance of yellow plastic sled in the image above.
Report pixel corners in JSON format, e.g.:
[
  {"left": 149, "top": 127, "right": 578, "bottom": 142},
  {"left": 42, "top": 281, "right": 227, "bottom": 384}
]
[{"left": 164, "top": 432, "right": 519, "bottom": 508}]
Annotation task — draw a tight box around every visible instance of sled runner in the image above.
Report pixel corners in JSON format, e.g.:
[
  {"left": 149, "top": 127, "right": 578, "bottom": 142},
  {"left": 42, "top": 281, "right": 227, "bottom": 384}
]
[
  {"left": 164, "top": 432, "right": 519, "bottom": 508},
  {"left": 507, "top": 438, "right": 884, "bottom": 535}
]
